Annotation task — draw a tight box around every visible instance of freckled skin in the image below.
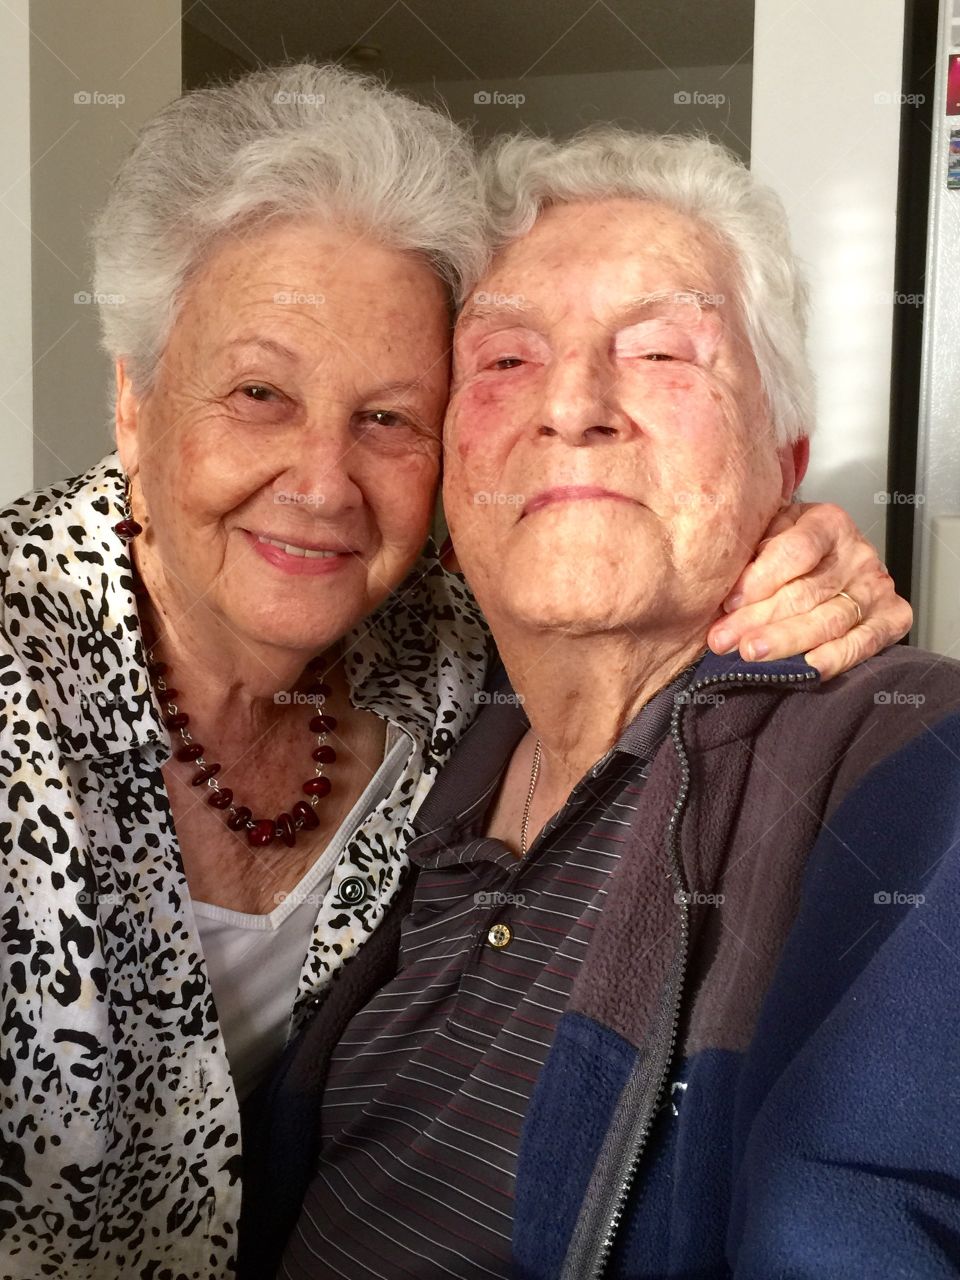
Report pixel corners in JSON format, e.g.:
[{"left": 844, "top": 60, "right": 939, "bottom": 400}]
[
  {"left": 115, "top": 218, "right": 450, "bottom": 663},
  {"left": 444, "top": 198, "right": 801, "bottom": 643}
]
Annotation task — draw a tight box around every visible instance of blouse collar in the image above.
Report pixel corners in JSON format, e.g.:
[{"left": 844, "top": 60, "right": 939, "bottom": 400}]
[{"left": 1, "top": 452, "right": 487, "bottom": 763}]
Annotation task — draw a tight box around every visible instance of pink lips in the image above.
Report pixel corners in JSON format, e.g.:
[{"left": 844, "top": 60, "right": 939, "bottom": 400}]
[
  {"left": 243, "top": 529, "right": 354, "bottom": 577},
  {"left": 522, "top": 485, "right": 636, "bottom": 517}
]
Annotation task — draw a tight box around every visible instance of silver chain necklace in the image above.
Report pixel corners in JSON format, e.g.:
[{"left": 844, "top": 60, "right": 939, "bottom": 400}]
[{"left": 519, "top": 738, "right": 543, "bottom": 858}]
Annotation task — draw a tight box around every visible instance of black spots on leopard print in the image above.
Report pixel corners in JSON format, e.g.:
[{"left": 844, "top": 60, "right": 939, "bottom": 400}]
[
  {"left": 328, "top": 912, "right": 351, "bottom": 929},
  {"left": 0, "top": 1134, "right": 29, "bottom": 1194},
  {"left": 66, "top": 525, "right": 85, "bottom": 546},
  {"left": 402, "top": 647, "right": 432, "bottom": 674},
  {"left": 0, "top": 1006, "right": 38, "bottom": 1076},
  {"left": 0, "top": 660, "right": 21, "bottom": 685},
  {"left": 16, "top": 819, "right": 55, "bottom": 865},
  {"left": 178, "top": 996, "right": 208, "bottom": 1040},
  {"left": 7, "top": 959, "right": 28, "bottom": 995},
  {"left": 203, "top": 1124, "right": 227, "bottom": 1151},
  {"left": 8, "top": 779, "right": 34, "bottom": 811},
  {"left": 60, "top": 1161, "right": 100, "bottom": 1195},
  {"left": 1, "top": 903, "right": 34, "bottom": 958},
  {"left": 8, "top": 716, "right": 30, "bottom": 740},
  {"left": 75, "top": 550, "right": 108, "bottom": 568},
  {"left": 49, "top": 908, "right": 95, "bottom": 1006},
  {"left": 52, "top": 1029, "right": 104, "bottom": 1082},
  {"left": 16, "top": 803, "right": 70, "bottom": 864},
  {"left": 32, "top": 581, "right": 74, "bottom": 632},
  {"left": 21, "top": 536, "right": 51, "bottom": 574},
  {"left": 113, "top": 1047, "right": 137, "bottom": 1084}
]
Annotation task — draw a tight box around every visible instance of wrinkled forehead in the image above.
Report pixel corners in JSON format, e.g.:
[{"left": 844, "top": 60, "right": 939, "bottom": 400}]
[{"left": 462, "top": 197, "right": 736, "bottom": 327}]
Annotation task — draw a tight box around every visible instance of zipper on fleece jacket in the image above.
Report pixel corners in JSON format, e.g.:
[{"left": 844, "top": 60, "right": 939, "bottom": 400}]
[{"left": 562, "top": 665, "right": 819, "bottom": 1280}]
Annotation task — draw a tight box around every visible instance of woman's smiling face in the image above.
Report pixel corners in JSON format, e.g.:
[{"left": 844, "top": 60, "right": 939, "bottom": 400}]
[{"left": 117, "top": 217, "right": 451, "bottom": 656}]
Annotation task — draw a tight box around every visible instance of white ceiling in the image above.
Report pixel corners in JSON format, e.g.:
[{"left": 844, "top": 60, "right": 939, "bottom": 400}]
[{"left": 183, "top": 0, "right": 755, "bottom": 83}]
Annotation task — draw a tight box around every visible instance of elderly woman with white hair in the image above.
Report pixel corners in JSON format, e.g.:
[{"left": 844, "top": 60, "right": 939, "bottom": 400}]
[
  {"left": 257, "top": 130, "right": 960, "bottom": 1280},
  {"left": 0, "top": 66, "right": 909, "bottom": 1279}
]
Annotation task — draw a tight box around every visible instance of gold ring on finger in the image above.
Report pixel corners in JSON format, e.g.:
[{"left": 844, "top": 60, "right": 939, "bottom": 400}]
[{"left": 836, "top": 589, "right": 863, "bottom": 629}]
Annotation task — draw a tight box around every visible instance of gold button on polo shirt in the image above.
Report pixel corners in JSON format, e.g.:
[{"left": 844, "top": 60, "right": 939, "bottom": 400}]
[{"left": 487, "top": 922, "right": 512, "bottom": 949}]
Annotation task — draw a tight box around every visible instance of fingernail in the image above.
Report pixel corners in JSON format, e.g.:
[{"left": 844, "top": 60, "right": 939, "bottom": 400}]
[
  {"left": 746, "top": 639, "right": 769, "bottom": 660},
  {"left": 724, "top": 593, "right": 744, "bottom": 612},
  {"left": 711, "top": 628, "right": 735, "bottom": 653}
]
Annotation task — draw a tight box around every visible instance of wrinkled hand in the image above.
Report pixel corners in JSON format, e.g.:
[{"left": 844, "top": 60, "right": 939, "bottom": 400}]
[{"left": 707, "top": 503, "right": 913, "bottom": 681}]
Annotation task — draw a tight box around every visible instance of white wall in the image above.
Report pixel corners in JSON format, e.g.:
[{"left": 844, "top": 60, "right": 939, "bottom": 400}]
[
  {"left": 0, "top": 0, "right": 36, "bottom": 504},
  {"left": 28, "top": 0, "right": 181, "bottom": 493},
  {"left": 751, "top": 0, "right": 906, "bottom": 558}
]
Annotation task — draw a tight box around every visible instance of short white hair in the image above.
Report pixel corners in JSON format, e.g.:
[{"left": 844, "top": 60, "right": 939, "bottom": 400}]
[
  {"left": 93, "top": 62, "right": 487, "bottom": 393},
  {"left": 477, "top": 129, "right": 814, "bottom": 445}
]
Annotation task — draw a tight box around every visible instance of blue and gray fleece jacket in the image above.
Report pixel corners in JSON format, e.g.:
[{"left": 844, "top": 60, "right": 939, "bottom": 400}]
[{"left": 240, "top": 645, "right": 960, "bottom": 1279}]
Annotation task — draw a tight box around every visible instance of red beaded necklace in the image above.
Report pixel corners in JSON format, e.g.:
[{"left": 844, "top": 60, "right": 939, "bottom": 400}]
[
  {"left": 147, "top": 652, "right": 337, "bottom": 850},
  {"left": 118, "top": 483, "right": 337, "bottom": 851}
]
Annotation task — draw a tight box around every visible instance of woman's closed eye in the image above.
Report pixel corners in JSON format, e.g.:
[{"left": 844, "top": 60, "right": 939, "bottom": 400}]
[
  {"left": 460, "top": 327, "right": 549, "bottom": 376},
  {"left": 615, "top": 323, "right": 698, "bottom": 364}
]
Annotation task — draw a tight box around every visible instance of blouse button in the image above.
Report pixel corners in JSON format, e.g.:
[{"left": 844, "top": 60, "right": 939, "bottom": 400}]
[
  {"left": 338, "top": 876, "right": 367, "bottom": 906},
  {"left": 487, "top": 922, "right": 512, "bottom": 949}
]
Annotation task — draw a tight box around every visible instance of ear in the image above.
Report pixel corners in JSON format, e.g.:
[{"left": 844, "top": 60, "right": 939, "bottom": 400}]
[
  {"left": 114, "top": 359, "right": 142, "bottom": 478},
  {"left": 777, "top": 435, "right": 810, "bottom": 501}
]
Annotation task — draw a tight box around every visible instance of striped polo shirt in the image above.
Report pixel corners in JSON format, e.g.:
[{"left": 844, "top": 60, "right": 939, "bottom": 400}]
[{"left": 281, "top": 666, "right": 691, "bottom": 1280}]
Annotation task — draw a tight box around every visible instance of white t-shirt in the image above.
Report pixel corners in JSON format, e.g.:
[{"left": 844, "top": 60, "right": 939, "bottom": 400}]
[{"left": 192, "top": 722, "right": 411, "bottom": 1100}]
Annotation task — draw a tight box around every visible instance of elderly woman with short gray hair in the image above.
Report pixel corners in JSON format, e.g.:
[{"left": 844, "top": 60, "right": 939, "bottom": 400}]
[{"left": 0, "top": 64, "right": 908, "bottom": 1279}]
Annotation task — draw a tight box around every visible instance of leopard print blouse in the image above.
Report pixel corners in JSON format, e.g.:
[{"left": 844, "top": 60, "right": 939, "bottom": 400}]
[{"left": 0, "top": 454, "right": 490, "bottom": 1279}]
